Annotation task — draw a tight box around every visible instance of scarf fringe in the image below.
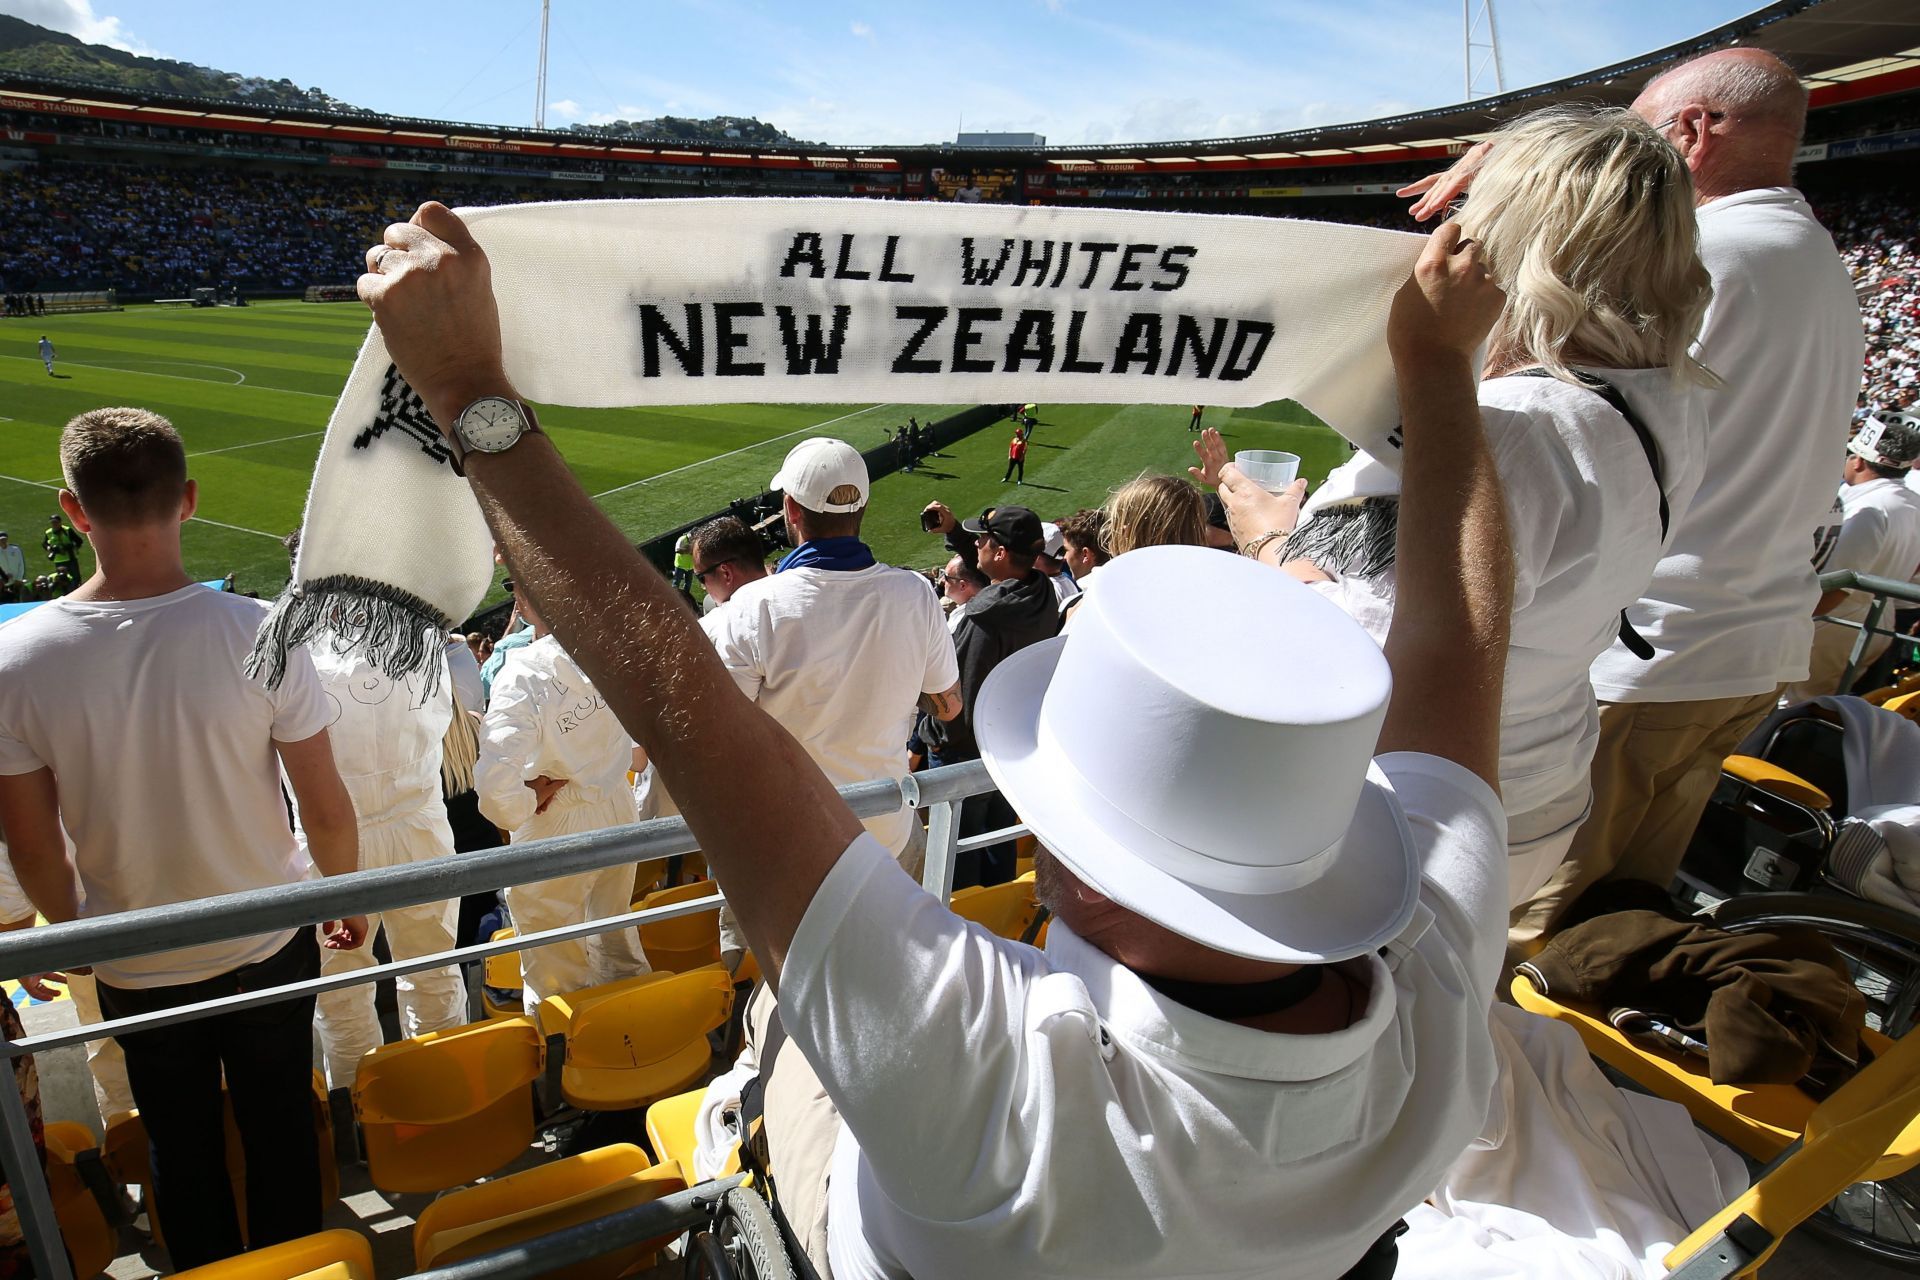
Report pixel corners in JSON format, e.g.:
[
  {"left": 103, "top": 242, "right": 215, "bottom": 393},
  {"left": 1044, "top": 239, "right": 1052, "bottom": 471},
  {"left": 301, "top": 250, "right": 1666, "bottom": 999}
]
[
  {"left": 1281, "top": 497, "right": 1401, "bottom": 579},
  {"left": 247, "top": 574, "right": 453, "bottom": 693}
]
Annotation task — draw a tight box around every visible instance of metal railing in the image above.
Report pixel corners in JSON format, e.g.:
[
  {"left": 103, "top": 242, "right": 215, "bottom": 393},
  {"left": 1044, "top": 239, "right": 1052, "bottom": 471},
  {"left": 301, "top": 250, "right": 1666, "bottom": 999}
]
[
  {"left": 1814, "top": 570, "right": 1920, "bottom": 695},
  {"left": 0, "top": 759, "right": 1019, "bottom": 1280}
]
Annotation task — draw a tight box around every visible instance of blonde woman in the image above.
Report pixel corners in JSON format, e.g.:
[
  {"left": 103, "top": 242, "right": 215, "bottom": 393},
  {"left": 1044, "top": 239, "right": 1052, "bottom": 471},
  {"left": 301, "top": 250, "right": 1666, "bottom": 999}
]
[
  {"left": 1215, "top": 106, "right": 1716, "bottom": 912},
  {"left": 1104, "top": 472, "right": 1208, "bottom": 557}
]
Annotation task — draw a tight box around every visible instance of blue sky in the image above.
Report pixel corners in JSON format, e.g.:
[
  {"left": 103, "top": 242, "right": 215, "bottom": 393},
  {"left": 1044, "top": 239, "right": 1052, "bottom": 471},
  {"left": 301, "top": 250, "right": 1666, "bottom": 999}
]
[{"left": 7, "top": 0, "right": 1768, "bottom": 145}]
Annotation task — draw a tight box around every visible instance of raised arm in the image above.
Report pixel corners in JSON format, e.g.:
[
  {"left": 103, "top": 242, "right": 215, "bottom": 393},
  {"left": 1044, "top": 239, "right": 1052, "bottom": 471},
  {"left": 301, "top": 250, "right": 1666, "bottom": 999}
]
[
  {"left": 360, "top": 204, "right": 861, "bottom": 982},
  {"left": 1374, "top": 223, "right": 1512, "bottom": 791}
]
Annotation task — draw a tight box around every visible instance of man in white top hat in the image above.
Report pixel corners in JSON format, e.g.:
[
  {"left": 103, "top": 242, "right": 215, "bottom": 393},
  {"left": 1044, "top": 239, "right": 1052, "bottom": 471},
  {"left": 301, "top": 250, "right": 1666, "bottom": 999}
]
[
  {"left": 356, "top": 204, "right": 1513, "bottom": 1279},
  {"left": 1779, "top": 413, "right": 1920, "bottom": 705}
]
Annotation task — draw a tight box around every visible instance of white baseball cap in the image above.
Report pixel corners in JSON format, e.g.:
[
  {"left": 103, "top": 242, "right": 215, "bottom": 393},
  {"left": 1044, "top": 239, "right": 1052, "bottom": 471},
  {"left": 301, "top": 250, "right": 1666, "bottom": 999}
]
[
  {"left": 975, "top": 545, "right": 1418, "bottom": 964},
  {"left": 1041, "top": 521, "right": 1066, "bottom": 558},
  {"left": 770, "top": 438, "right": 869, "bottom": 514}
]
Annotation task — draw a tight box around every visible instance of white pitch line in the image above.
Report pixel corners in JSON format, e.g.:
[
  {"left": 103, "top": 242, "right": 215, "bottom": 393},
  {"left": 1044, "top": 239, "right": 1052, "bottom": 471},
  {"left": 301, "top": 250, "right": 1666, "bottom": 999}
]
[
  {"left": 0, "top": 354, "right": 332, "bottom": 398},
  {"left": 188, "top": 430, "right": 324, "bottom": 458},
  {"left": 108, "top": 359, "right": 248, "bottom": 386},
  {"left": 591, "top": 404, "right": 899, "bottom": 500},
  {"left": 0, "top": 471, "right": 284, "bottom": 541}
]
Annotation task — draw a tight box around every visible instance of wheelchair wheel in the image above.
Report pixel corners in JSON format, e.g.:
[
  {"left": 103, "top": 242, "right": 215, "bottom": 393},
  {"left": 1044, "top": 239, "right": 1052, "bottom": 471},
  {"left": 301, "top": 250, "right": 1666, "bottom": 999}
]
[
  {"left": 1800, "top": 1169, "right": 1920, "bottom": 1272},
  {"left": 1707, "top": 892, "right": 1920, "bottom": 1269},
  {"left": 713, "top": 1186, "right": 796, "bottom": 1280}
]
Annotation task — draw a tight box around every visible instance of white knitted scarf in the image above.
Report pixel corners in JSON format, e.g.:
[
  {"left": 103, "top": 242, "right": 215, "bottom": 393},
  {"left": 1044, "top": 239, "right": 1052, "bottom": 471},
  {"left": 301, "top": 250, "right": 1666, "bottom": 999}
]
[{"left": 251, "top": 198, "right": 1422, "bottom": 687}]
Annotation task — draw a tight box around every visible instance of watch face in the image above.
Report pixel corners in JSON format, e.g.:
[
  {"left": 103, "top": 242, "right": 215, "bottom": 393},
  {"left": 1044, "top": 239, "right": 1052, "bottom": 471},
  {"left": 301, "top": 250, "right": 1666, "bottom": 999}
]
[{"left": 460, "top": 398, "right": 526, "bottom": 453}]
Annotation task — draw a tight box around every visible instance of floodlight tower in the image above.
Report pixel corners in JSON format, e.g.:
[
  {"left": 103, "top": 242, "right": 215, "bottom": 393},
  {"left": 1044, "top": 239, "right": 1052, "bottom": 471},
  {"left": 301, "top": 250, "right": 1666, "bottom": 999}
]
[
  {"left": 1463, "top": 0, "right": 1507, "bottom": 101},
  {"left": 534, "top": 0, "right": 552, "bottom": 129}
]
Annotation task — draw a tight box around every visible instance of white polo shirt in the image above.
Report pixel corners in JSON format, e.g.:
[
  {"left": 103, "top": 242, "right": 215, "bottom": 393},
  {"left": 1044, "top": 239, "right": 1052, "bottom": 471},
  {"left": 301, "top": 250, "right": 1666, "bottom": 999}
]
[
  {"left": 780, "top": 752, "right": 1508, "bottom": 1280},
  {"left": 1590, "top": 187, "right": 1866, "bottom": 703},
  {"left": 0, "top": 586, "right": 331, "bottom": 988},
  {"left": 702, "top": 563, "right": 957, "bottom": 856}
]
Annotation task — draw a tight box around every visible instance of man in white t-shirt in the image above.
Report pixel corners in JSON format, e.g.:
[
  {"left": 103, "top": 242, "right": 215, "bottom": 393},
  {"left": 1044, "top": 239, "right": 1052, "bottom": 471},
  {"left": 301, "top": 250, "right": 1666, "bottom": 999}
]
[
  {"left": 1780, "top": 414, "right": 1920, "bottom": 704},
  {"left": 702, "top": 437, "right": 962, "bottom": 868},
  {"left": 0, "top": 407, "right": 366, "bottom": 1270},
  {"left": 354, "top": 204, "right": 1511, "bottom": 1280},
  {"left": 477, "top": 591, "right": 651, "bottom": 1011}
]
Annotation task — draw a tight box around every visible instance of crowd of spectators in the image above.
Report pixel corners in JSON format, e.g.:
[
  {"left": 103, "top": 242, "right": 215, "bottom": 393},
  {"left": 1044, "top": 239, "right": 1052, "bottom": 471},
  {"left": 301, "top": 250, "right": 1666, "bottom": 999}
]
[{"left": 1818, "top": 187, "right": 1919, "bottom": 416}]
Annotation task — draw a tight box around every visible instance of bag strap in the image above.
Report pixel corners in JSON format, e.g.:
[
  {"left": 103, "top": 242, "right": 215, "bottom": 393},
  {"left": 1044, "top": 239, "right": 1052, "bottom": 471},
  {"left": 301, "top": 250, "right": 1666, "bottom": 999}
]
[{"left": 1516, "top": 368, "right": 1667, "bottom": 659}]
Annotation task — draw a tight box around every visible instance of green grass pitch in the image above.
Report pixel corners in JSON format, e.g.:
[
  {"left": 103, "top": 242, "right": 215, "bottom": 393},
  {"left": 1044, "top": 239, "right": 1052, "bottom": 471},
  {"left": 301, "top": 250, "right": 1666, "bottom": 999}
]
[{"left": 0, "top": 303, "right": 1352, "bottom": 610}]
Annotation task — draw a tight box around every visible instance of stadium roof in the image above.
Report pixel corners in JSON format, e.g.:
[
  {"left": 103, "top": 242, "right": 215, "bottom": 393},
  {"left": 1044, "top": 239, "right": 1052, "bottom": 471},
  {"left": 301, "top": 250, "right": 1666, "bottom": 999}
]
[
  {"left": 2, "top": 0, "right": 1917, "bottom": 166},
  {"left": 1042, "top": 0, "right": 1920, "bottom": 158}
]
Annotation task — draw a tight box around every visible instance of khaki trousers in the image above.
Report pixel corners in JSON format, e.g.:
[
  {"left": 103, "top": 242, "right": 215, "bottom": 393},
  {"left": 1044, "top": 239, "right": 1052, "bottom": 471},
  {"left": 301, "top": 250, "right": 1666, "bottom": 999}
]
[
  {"left": 1509, "top": 688, "right": 1779, "bottom": 954},
  {"left": 745, "top": 982, "right": 839, "bottom": 1278}
]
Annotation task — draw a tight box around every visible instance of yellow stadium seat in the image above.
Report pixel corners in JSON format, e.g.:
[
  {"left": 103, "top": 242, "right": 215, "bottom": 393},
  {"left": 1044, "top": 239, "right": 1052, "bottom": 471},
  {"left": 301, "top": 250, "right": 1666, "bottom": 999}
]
[
  {"left": 42, "top": 1121, "right": 114, "bottom": 1280},
  {"left": 637, "top": 881, "right": 724, "bottom": 973},
  {"left": 1661, "top": 1026, "right": 1920, "bottom": 1277},
  {"left": 644, "top": 1087, "right": 711, "bottom": 1184},
  {"left": 1884, "top": 690, "right": 1920, "bottom": 722},
  {"left": 352, "top": 1015, "right": 543, "bottom": 1193},
  {"left": 1720, "top": 754, "right": 1834, "bottom": 814},
  {"left": 97, "top": 1073, "right": 338, "bottom": 1251},
  {"left": 539, "top": 967, "right": 732, "bottom": 1112},
  {"left": 170, "top": 1229, "right": 373, "bottom": 1280},
  {"left": 1511, "top": 973, "right": 1824, "bottom": 1160},
  {"left": 413, "top": 1142, "right": 686, "bottom": 1277},
  {"left": 482, "top": 927, "right": 525, "bottom": 1020},
  {"left": 950, "top": 879, "right": 1041, "bottom": 942}
]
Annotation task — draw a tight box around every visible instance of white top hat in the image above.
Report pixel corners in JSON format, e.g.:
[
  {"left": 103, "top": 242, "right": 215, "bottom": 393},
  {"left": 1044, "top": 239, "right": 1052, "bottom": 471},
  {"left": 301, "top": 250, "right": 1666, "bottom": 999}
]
[
  {"left": 975, "top": 544, "right": 1418, "bottom": 963},
  {"left": 771, "top": 438, "right": 869, "bottom": 513}
]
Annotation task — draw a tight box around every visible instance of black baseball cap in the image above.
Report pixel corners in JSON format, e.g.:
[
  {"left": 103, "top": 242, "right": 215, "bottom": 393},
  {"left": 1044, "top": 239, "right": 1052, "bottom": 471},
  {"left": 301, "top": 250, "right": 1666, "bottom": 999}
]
[{"left": 962, "top": 505, "right": 1045, "bottom": 556}]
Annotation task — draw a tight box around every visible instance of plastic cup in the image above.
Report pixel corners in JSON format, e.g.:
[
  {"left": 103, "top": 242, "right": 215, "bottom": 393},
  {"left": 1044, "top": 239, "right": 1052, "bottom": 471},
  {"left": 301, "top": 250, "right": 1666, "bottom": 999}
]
[{"left": 1234, "top": 450, "right": 1300, "bottom": 494}]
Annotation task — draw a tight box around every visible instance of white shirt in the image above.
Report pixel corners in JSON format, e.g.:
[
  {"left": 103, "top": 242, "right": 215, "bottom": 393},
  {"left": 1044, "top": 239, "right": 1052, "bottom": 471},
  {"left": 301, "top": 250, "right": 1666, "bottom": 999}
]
[
  {"left": 0, "top": 543, "right": 24, "bottom": 583},
  {"left": 1825, "top": 477, "right": 1920, "bottom": 626},
  {"left": 1318, "top": 371, "right": 1707, "bottom": 844},
  {"left": 1591, "top": 188, "right": 1866, "bottom": 703},
  {"left": 476, "top": 633, "right": 634, "bottom": 835},
  {"left": 781, "top": 753, "right": 1507, "bottom": 1280},
  {"left": 299, "top": 634, "right": 451, "bottom": 836},
  {"left": 0, "top": 586, "right": 331, "bottom": 987},
  {"left": 702, "top": 564, "right": 958, "bottom": 855}
]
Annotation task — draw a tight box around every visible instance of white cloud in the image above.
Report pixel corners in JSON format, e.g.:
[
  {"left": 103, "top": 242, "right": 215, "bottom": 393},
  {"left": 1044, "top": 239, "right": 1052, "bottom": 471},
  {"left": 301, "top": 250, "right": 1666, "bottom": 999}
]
[
  {"left": 1, "top": 0, "right": 155, "bottom": 54},
  {"left": 849, "top": 20, "right": 873, "bottom": 40},
  {"left": 547, "top": 98, "right": 583, "bottom": 120}
]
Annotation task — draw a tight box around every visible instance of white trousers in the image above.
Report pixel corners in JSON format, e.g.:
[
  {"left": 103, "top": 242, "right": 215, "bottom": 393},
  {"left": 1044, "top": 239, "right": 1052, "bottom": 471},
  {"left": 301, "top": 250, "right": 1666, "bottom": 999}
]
[
  {"left": 505, "top": 791, "right": 651, "bottom": 1012},
  {"left": 64, "top": 970, "right": 136, "bottom": 1124},
  {"left": 314, "top": 809, "right": 465, "bottom": 1088}
]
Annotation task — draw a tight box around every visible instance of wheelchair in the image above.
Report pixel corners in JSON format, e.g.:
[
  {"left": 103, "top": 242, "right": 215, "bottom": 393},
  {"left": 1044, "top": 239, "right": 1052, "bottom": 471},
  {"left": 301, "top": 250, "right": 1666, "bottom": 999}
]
[{"left": 1601, "top": 694, "right": 1920, "bottom": 1270}]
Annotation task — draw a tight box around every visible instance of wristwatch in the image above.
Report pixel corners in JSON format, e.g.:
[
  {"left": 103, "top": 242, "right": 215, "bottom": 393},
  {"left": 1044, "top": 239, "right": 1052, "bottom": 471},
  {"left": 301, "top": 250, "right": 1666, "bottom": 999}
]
[{"left": 449, "top": 396, "right": 540, "bottom": 474}]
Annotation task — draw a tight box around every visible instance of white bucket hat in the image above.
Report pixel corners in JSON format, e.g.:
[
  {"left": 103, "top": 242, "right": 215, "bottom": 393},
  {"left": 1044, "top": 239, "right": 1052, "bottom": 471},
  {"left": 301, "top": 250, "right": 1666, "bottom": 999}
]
[{"left": 975, "top": 544, "right": 1418, "bottom": 964}]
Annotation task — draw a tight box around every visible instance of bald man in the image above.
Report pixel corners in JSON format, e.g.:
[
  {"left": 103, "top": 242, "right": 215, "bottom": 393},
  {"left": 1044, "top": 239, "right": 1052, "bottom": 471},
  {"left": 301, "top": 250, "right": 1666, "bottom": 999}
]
[{"left": 1406, "top": 50, "right": 1865, "bottom": 944}]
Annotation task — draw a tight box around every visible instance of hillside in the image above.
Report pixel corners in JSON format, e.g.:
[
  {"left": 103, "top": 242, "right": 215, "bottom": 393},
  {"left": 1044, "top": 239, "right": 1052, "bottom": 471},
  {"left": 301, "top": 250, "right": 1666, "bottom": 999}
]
[
  {"left": 0, "top": 14, "right": 367, "bottom": 113},
  {"left": 565, "top": 115, "right": 808, "bottom": 147}
]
